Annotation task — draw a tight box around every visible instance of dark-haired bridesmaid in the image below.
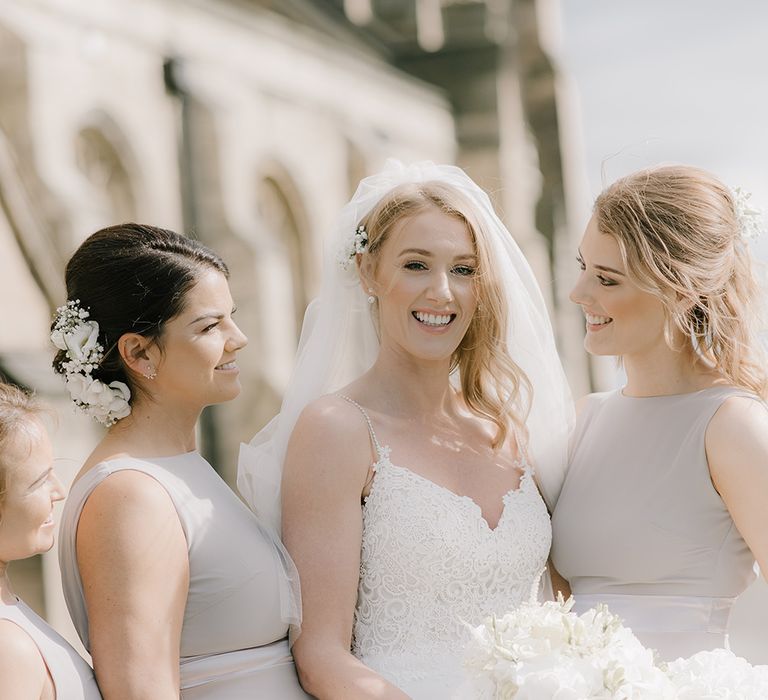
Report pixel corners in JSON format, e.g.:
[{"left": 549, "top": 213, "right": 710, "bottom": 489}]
[{"left": 55, "top": 224, "right": 309, "bottom": 699}]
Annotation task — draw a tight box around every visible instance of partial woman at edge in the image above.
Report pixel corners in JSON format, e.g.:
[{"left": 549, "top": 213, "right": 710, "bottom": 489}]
[{"left": 0, "top": 383, "right": 100, "bottom": 699}]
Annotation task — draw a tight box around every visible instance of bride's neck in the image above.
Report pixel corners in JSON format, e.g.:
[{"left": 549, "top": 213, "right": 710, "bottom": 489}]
[{"left": 367, "top": 353, "right": 457, "bottom": 416}]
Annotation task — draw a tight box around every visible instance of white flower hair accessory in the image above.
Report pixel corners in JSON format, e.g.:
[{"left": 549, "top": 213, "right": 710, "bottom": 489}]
[
  {"left": 51, "top": 300, "right": 131, "bottom": 426},
  {"left": 732, "top": 187, "right": 764, "bottom": 241},
  {"left": 336, "top": 224, "right": 369, "bottom": 271}
]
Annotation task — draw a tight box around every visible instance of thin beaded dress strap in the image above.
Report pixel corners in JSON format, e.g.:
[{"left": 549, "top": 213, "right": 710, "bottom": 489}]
[{"left": 336, "top": 394, "right": 390, "bottom": 467}]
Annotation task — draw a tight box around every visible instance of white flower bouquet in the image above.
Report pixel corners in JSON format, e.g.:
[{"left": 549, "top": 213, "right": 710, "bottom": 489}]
[
  {"left": 457, "top": 598, "right": 768, "bottom": 699},
  {"left": 457, "top": 597, "right": 675, "bottom": 699}
]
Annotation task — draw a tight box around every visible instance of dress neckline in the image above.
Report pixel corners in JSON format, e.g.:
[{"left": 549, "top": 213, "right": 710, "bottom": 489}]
[
  {"left": 369, "top": 455, "right": 533, "bottom": 533},
  {"left": 341, "top": 393, "right": 534, "bottom": 532},
  {"left": 69, "top": 452, "right": 206, "bottom": 494},
  {"left": 100, "top": 450, "right": 200, "bottom": 462},
  {"left": 616, "top": 385, "right": 736, "bottom": 400}
]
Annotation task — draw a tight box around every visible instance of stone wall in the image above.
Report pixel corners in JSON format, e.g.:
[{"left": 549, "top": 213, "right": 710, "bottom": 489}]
[{"left": 0, "top": 0, "right": 454, "bottom": 648}]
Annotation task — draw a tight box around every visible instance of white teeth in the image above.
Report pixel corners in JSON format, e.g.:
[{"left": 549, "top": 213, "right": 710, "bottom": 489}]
[
  {"left": 414, "top": 311, "right": 452, "bottom": 326},
  {"left": 586, "top": 313, "right": 612, "bottom": 325},
  {"left": 217, "top": 362, "right": 237, "bottom": 370}
]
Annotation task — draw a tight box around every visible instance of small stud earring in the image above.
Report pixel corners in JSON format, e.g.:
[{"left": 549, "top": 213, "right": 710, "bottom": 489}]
[
  {"left": 144, "top": 365, "right": 157, "bottom": 380},
  {"left": 367, "top": 288, "right": 376, "bottom": 305}
]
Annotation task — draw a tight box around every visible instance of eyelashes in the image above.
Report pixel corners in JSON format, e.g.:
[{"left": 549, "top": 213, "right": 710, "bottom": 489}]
[
  {"left": 576, "top": 257, "right": 618, "bottom": 286},
  {"left": 403, "top": 261, "right": 476, "bottom": 276}
]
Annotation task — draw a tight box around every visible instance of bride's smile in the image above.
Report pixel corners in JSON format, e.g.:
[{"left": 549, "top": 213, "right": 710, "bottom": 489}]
[{"left": 364, "top": 207, "right": 478, "bottom": 363}]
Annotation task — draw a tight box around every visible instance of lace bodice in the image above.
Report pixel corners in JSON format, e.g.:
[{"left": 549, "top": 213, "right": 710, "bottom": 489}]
[{"left": 342, "top": 397, "right": 551, "bottom": 698}]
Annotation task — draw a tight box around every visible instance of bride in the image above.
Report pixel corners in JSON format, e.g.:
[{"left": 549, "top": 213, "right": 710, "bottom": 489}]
[{"left": 238, "top": 161, "right": 573, "bottom": 698}]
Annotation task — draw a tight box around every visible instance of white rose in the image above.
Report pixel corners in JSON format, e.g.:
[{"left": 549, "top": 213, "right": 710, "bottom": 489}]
[
  {"left": 50, "top": 328, "right": 67, "bottom": 351},
  {"left": 63, "top": 320, "right": 100, "bottom": 363},
  {"left": 107, "top": 381, "right": 131, "bottom": 420},
  {"left": 83, "top": 377, "right": 111, "bottom": 407},
  {"left": 65, "top": 373, "right": 94, "bottom": 404},
  {"left": 108, "top": 381, "right": 131, "bottom": 402},
  {"left": 514, "top": 660, "right": 589, "bottom": 700},
  {"left": 86, "top": 403, "right": 110, "bottom": 423}
]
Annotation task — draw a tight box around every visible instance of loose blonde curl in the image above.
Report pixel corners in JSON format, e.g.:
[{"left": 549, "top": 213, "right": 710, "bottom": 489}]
[
  {"left": 595, "top": 165, "right": 768, "bottom": 398},
  {"left": 359, "top": 181, "right": 532, "bottom": 448},
  {"left": 0, "top": 383, "right": 45, "bottom": 514}
]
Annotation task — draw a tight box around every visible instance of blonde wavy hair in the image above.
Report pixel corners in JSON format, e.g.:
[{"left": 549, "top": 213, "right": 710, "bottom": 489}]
[
  {"left": 0, "top": 383, "right": 44, "bottom": 513},
  {"left": 358, "top": 181, "right": 532, "bottom": 448},
  {"left": 595, "top": 165, "right": 768, "bottom": 398}
]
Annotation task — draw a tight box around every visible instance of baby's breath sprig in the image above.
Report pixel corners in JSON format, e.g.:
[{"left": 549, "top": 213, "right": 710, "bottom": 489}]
[
  {"left": 732, "top": 187, "right": 764, "bottom": 241},
  {"left": 336, "top": 224, "right": 369, "bottom": 271}
]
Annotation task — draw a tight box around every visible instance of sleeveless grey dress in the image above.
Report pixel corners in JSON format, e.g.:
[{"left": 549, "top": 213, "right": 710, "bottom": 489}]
[
  {"left": 551, "top": 386, "right": 760, "bottom": 660},
  {"left": 0, "top": 598, "right": 101, "bottom": 698},
  {"left": 58, "top": 453, "right": 310, "bottom": 698}
]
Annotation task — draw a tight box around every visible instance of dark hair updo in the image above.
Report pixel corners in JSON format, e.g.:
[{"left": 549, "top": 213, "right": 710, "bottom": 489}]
[{"left": 52, "top": 223, "right": 229, "bottom": 394}]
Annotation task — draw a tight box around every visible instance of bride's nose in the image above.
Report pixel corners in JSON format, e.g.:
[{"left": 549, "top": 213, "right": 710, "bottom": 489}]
[{"left": 426, "top": 271, "right": 453, "bottom": 303}]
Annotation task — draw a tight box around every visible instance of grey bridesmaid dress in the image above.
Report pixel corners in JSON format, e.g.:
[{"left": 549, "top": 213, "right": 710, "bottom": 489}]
[
  {"left": 552, "top": 386, "right": 761, "bottom": 660},
  {"left": 0, "top": 598, "right": 101, "bottom": 698},
  {"left": 58, "top": 452, "right": 310, "bottom": 698}
]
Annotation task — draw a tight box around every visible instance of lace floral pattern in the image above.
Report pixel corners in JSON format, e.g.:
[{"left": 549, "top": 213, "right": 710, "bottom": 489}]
[{"left": 351, "top": 444, "right": 552, "bottom": 694}]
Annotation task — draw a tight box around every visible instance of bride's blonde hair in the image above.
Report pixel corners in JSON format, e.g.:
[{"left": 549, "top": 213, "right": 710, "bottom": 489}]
[
  {"left": 595, "top": 165, "right": 768, "bottom": 398},
  {"left": 359, "top": 181, "right": 532, "bottom": 448}
]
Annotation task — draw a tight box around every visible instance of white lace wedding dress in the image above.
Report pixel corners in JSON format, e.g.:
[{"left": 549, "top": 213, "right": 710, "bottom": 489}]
[{"left": 345, "top": 399, "right": 552, "bottom": 699}]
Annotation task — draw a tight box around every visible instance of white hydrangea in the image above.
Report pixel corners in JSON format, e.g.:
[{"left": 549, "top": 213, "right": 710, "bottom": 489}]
[{"left": 666, "top": 648, "right": 768, "bottom": 699}]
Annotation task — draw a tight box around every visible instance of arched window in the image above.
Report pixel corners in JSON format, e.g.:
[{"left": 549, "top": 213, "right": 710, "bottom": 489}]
[
  {"left": 75, "top": 118, "right": 138, "bottom": 224},
  {"left": 256, "top": 173, "right": 310, "bottom": 333}
]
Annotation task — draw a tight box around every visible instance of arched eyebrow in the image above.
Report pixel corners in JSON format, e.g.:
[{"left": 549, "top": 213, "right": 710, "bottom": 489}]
[
  {"left": 595, "top": 264, "right": 625, "bottom": 276},
  {"left": 188, "top": 312, "right": 225, "bottom": 326},
  {"left": 578, "top": 248, "right": 625, "bottom": 276},
  {"left": 188, "top": 306, "right": 237, "bottom": 326},
  {"left": 398, "top": 248, "right": 478, "bottom": 263},
  {"left": 398, "top": 247, "right": 433, "bottom": 257}
]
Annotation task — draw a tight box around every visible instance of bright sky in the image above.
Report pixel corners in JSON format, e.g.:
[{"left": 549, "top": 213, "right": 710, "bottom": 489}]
[{"left": 559, "top": 0, "right": 768, "bottom": 258}]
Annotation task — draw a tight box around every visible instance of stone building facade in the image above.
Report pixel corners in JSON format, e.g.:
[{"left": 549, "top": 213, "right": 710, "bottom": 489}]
[
  {"left": 0, "top": 0, "right": 590, "bottom": 644},
  {"left": 3, "top": 0, "right": 762, "bottom": 664}
]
